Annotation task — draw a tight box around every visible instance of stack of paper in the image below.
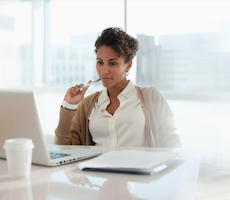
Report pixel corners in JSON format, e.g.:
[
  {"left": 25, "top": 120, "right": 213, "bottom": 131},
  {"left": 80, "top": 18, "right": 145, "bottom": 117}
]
[{"left": 78, "top": 150, "right": 180, "bottom": 175}]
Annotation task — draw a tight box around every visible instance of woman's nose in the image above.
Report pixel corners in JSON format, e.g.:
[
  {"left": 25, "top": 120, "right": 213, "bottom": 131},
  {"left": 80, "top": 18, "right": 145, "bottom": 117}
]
[{"left": 101, "top": 65, "right": 109, "bottom": 73}]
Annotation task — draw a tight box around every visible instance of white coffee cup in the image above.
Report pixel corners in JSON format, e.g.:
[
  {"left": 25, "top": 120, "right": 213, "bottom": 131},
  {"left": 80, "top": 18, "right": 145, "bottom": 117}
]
[{"left": 3, "top": 138, "right": 34, "bottom": 179}]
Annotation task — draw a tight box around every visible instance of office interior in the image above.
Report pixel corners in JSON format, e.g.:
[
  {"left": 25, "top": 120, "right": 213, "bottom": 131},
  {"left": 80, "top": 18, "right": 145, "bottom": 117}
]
[{"left": 0, "top": 0, "right": 230, "bottom": 199}]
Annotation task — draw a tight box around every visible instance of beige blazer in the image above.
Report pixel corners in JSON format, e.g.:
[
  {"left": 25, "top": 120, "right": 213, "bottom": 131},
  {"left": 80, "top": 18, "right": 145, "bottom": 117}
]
[{"left": 54, "top": 86, "right": 181, "bottom": 147}]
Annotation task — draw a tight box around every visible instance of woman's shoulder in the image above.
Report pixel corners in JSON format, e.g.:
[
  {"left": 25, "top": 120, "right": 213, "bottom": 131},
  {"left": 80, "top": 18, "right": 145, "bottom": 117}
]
[
  {"left": 135, "top": 85, "right": 167, "bottom": 105},
  {"left": 135, "top": 85, "right": 161, "bottom": 96}
]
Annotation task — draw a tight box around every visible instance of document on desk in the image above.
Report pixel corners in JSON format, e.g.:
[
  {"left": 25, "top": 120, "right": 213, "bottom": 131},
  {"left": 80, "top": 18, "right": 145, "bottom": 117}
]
[{"left": 79, "top": 150, "right": 181, "bottom": 175}]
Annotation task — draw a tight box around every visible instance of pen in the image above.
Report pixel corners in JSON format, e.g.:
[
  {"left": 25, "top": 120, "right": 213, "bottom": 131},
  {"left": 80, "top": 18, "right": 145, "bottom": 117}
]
[{"left": 79, "top": 78, "right": 101, "bottom": 91}]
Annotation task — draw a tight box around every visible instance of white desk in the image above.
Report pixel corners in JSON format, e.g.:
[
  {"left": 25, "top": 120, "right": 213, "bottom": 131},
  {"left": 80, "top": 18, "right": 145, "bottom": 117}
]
[{"left": 0, "top": 146, "right": 229, "bottom": 200}]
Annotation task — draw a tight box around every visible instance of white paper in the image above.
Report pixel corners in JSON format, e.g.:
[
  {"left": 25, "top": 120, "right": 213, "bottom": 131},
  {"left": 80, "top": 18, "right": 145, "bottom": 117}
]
[{"left": 79, "top": 150, "right": 180, "bottom": 171}]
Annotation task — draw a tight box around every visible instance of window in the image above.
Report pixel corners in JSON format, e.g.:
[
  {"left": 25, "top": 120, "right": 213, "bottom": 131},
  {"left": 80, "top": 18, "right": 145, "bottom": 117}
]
[
  {"left": 0, "top": 1, "right": 32, "bottom": 87},
  {"left": 0, "top": 0, "right": 124, "bottom": 135},
  {"left": 0, "top": 0, "right": 230, "bottom": 150},
  {"left": 127, "top": 0, "right": 230, "bottom": 150}
]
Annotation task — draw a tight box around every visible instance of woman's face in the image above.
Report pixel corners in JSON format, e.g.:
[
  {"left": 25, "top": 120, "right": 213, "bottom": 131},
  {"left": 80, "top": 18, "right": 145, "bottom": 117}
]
[{"left": 96, "top": 45, "right": 132, "bottom": 90}]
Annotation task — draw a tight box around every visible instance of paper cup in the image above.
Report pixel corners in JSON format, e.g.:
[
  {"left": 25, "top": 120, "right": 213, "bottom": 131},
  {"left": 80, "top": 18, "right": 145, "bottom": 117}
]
[{"left": 4, "top": 138, "right": 34, "bottom": 179}]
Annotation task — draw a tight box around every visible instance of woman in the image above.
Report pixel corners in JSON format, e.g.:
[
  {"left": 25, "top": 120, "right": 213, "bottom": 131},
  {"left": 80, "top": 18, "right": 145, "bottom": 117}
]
[{"left": 54, "top": 27, "right": 181, "bottom": 147}]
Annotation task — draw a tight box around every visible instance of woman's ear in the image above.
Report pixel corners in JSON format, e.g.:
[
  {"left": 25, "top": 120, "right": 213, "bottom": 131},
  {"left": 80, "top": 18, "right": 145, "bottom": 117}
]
[{"left": 126, "top": 60, "right": 132, "bottom": 72}]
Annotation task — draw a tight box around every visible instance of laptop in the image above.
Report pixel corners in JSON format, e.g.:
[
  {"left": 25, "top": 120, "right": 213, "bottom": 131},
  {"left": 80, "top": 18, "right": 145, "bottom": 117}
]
[{"left": 0, "top": 89, "right": 102, "bottom": 166}]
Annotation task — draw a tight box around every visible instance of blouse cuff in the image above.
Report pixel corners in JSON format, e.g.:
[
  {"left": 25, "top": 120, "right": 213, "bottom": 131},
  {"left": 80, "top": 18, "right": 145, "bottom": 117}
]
[{"left": 61, "top": 99, "right": 78, "bottom": 110}]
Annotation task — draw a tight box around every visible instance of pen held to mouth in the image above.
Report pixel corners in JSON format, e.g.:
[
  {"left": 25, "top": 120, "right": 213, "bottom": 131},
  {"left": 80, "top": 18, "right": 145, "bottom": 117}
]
[{"left": 79, "top": 79, "right": 101, "bottom": 91}]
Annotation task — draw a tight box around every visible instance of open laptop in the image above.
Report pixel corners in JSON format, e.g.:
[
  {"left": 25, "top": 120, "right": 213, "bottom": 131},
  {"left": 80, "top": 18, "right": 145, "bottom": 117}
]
[{"left": 0, "top": 89, "right": 102, "bottom": 166}]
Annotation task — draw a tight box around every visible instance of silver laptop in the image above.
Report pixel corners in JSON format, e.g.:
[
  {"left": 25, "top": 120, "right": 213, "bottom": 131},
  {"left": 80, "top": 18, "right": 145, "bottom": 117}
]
[{"left": 0, "top": 89, "right": 102, "bottom": 166}]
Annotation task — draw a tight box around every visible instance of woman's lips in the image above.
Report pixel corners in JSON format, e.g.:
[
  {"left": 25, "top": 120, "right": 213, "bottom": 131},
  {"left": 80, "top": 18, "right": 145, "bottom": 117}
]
[{"left": 101, "top": 78, "right": 112, "bottom": 82}]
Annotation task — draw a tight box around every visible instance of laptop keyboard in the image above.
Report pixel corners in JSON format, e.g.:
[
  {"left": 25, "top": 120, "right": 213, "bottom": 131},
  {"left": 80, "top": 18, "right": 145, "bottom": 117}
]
[{"left": 49, "top": 152, "right": 70, "bottom": 160}]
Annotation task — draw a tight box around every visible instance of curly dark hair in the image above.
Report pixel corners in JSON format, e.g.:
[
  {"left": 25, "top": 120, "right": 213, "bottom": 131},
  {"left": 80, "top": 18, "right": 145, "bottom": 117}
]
[{"left": 94, "top": 27, "right": 139, "bottom": 63}]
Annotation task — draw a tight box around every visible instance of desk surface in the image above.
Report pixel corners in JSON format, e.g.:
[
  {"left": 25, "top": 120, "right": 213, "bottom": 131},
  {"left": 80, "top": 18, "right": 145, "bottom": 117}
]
[{"left": 0, "top": 146, "right": 230, "bottom": 200}]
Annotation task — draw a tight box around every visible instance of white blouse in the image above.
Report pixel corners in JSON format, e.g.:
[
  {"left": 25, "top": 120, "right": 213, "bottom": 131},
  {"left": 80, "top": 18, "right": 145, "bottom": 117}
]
[{"left": 88, "top": 81, "right": 146, "bottom": 147}]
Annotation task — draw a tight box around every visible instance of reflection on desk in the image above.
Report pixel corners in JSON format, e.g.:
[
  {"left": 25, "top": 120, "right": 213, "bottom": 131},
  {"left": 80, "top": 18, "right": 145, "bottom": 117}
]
[{"left": 1, "top": 146, "right": 229, "bottom": 200}]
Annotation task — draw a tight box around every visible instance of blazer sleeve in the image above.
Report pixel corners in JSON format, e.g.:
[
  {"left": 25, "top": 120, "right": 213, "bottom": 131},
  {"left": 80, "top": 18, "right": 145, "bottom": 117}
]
[
  {"left": 152, "top": 87, "right": 182, "bottom": 148},
  {"left": 54, "top": 107, "right": 81, "bottom": 145}
]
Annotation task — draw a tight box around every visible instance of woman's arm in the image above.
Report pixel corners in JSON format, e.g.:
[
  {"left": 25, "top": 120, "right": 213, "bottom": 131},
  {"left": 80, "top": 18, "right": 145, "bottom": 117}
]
[
  {"left": 54, "top": 107, "right": 78, "bottom": 145},
  {"left": 152, "top": 87, "right": 182, "bottom": 148},
  {"left": 53, "top": 81, "right": 91, "bottom": 145},
  {"left": 138, "top": 86, "right": 181, "bottom": 148},
  {"left": 159, "top": 113, "right": 181, "bottom": 148}
]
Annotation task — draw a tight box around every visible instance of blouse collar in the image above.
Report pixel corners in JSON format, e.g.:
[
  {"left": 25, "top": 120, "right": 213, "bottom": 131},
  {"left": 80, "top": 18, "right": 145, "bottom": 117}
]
[{"left": 97, "top": 80, "right": 135, "bottom": 107}]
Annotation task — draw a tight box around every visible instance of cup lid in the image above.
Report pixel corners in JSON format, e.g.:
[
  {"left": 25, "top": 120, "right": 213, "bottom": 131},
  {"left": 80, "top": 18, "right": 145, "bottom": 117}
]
[{"left": 3, "top": 138, "right": 34, "bottom": 150}]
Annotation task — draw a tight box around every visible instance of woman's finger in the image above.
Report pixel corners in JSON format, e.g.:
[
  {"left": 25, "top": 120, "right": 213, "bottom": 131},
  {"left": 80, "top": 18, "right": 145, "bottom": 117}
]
[
  {"left": 81, "top": 80, "right": 92, "bottom": 92},
  {"left": 73, "top": 84, "right": 81, "bottom": 93},
  {"left": 78, "top": 84, "right": 84, "bottom": 91}
]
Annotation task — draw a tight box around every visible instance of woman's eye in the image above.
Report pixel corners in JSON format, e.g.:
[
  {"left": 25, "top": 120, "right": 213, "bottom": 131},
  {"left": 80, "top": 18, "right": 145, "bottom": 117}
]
[
  {"left": 97, "top": 61, "right": 103, "bottom": 65},
  {"left": 110, "top": 62, "right": 116, "bottom": 66}
]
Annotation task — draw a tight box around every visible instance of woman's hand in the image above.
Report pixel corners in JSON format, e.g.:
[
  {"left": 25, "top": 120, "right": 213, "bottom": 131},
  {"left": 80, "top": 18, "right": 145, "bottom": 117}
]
[{"left": 64, "top": 80, "right": 92, "bottom": 105}]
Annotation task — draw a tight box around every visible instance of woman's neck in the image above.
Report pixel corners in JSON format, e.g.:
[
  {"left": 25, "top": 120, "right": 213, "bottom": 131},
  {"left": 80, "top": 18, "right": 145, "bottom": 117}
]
[{"left": 107, "top": 79, "right": 129, "bottom": 97}]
